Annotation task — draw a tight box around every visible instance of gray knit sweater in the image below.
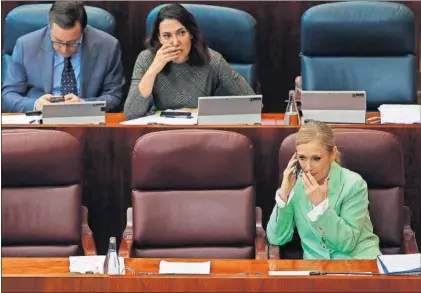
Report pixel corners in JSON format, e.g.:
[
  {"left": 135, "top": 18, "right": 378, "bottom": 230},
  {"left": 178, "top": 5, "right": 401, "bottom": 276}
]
[{"left": 123, "top": 48, "right": 255, "bottom": 119}]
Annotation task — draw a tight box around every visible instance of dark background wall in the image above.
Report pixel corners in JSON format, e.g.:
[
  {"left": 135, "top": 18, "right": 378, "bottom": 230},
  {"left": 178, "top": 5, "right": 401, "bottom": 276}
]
[{"left": 2, "top": 1, "right": 421, "bottom": 112}]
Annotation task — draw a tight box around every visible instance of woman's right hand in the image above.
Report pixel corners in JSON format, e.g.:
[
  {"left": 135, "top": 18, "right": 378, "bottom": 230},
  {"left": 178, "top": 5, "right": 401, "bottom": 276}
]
[
  {"left": 278, "top": 153, "right": 299, "bottom": 202},
  {"left": 148, "top": 43, "right": 181, "bottom": 75}
]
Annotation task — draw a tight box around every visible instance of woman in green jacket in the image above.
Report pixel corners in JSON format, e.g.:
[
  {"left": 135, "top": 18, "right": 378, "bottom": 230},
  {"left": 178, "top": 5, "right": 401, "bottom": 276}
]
[{"left": 267, "top": 120, "right": 381, "bottom": 259}]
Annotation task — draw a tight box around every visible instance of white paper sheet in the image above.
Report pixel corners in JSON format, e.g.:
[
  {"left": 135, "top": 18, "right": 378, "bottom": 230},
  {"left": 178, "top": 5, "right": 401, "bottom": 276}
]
[
  {"left": 121, "top": 109, "right": 198, "bottom": 125},
  {"left": 158, "top": 260, "right": 211, "bottom": 274},
  {"left": 378, "top": 104, "right": 421, "bottom": 124},
  {"left": 2, "top": 115, "right": 42, "bottom": 124},
  {"left": 377, "top": 253, "right": 421, "bottom": 274},
  {"left": 121, "top": 115, "right": 198, "bottom": 125},
  {"left": 69, "top": 256, "right": 125, "bottom": 274}
]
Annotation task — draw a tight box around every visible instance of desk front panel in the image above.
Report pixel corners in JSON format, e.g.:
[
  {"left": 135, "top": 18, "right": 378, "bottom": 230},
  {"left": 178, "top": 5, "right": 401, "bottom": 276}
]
[{"left": 2, "top": 258, "right": 420, "bottom": 292}]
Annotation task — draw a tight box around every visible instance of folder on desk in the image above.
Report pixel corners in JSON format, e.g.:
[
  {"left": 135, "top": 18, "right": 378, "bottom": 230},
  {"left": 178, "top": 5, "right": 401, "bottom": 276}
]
[
  {"left": 378, "top": 105, "right": 421, "bottom": 124},
  {"left": 377, "top": 253, "right": 421, "bottom": 274}
]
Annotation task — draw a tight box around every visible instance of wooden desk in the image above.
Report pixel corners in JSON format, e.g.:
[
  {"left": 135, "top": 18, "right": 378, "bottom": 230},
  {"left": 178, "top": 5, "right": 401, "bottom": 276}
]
[
  {"left": 2, "top": 114, "right": 421, "bottom": 254},
  {"left": 105, "top": 112, "right": 400, "bottom": 127},
  {"left": 2, "top": 258, "right": 420, "bottom": 292}
]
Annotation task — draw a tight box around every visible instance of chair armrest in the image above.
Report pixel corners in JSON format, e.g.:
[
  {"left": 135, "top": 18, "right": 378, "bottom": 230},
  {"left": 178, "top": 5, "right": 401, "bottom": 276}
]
[
  {"left": 81, "top": 206, "right": 97, "bottom": 256},
  {"left": 255, "top": 206, "right": 268, "bottom": 260},
  {"left": 119, "top": 207, "right": 133, "bottom": 258},
  {"left": 403, "top": 206, "right": 419, "bottom": 254}
]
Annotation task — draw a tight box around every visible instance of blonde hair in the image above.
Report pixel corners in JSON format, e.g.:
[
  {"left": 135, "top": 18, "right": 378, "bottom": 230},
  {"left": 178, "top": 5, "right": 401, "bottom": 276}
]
[{"left": 296, "top": 120, "right": 341, "bottom": 164}]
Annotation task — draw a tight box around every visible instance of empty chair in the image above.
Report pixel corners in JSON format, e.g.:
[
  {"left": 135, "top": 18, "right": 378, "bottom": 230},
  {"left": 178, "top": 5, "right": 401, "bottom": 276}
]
[
  {"left": 271, "top": 128, "right": 418, "bottom": 259},
  {"left": 298, "top": 1, "right": 417, "bottom": 110},
  {"left": 2, "top": 129, "right": 96, "bottom": 257},
  {"left": 119, "top": 129, "right": 266, "bottom": 259}
]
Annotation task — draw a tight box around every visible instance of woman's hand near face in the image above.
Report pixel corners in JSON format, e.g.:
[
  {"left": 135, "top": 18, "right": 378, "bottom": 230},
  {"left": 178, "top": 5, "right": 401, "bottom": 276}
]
[
  {"left": 302, "top": 171, "right": 329, "bottom": 206},
  {"left": 278, "top": 153, "right": 299, "bottom": 203},
  {"left": 138, "top": 44, "right": 181, "bottom": 97},
  {"left": 148, "top": 43, "right": 181, "bottom": 75}
]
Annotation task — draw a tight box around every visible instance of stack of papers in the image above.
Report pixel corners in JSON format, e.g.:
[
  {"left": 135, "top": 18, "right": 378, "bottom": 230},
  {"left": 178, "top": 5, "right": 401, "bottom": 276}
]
[
  {"left": 69, "top": 256, "right": 125, "bottom": 274},
  {"left": 121, "top": 109, "right": 197, "bottom": 125},
  {"left": 377, "top": 253, "right": 421, "bottom": 274},
  {"left": 378, "top": 105, "right": 421, "bottom": 124},
  {"left": 158, "top": 260, "right": 211, "bottom": 274}
]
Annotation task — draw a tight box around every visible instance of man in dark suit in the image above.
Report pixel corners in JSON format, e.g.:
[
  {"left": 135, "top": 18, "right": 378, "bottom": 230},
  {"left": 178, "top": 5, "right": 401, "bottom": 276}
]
[{"left": 2, "top": 1, "right": 125, "bottom": 112}]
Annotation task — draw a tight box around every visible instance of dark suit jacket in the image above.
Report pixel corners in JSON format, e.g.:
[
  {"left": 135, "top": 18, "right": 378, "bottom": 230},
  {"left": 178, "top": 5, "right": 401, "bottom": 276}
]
[{"left": 2, "top": 25, "right": 125, "bottom": 112}]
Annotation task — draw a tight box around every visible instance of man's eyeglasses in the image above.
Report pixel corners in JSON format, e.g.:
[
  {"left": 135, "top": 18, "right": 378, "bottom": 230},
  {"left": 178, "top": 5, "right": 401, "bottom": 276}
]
[
  {"left": 51, "top": 39, "right": 82, "bottom": 48},
  {"left": 50, "top": 33, "right": 83, "bottom": 48}
]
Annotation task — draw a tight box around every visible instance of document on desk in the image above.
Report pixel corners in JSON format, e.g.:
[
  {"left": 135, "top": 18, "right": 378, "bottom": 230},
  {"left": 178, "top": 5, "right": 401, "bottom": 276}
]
[
  {"left": 69, "top": 256, "right": 125, "bottom": 274},
  {"left": 2, "top": 115, "right": 42, "bottom": 124},
  {"left": 158, "top": 260, "right": 211, "bottom": 274},
  {"left": 377, "top": 253, "right": 421, "bottom": 274},
  {"left": 378, "top": 104, "right": 421, "bottom": 124},
  {"left": 121, "top": 109, "right": 198, "bottom": 125}
]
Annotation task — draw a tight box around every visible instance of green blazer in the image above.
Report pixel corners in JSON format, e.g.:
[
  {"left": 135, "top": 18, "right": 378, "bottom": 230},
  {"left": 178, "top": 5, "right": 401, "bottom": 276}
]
[{"left": 267, "top": 161, "right": 381, "bottom": 260}]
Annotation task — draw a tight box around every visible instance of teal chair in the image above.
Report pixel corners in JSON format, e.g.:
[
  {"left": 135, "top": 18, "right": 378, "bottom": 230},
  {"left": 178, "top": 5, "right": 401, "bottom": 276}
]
[
  {"left": 2, "top": 4, "right": 116, "bottom": 85},
  {"left": 298, "top": 1, "right": 416, "bottom": 111}
]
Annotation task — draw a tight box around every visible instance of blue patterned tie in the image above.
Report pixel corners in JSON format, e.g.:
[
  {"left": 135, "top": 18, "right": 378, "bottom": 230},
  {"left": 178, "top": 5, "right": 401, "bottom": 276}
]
[{"left": 61, "top": 57, "right": 78, "bottom": 96}]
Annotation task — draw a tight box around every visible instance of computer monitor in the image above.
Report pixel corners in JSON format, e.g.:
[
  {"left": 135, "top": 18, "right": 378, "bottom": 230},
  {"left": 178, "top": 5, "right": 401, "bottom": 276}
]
[
  {"left": 197, "top": 95, "right": 262, "bottom": 125},
  {"left": 42, "top": 101, "right": 106, "bottom": 124},
  {"left": 300, "top": 91, "right": 366, "bottom": 124}
]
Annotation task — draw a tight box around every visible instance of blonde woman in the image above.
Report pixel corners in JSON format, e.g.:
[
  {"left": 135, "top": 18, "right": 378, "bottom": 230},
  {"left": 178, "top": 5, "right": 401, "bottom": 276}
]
[{"left": 267, "top": 120, "right": 381, "bottom": 259}]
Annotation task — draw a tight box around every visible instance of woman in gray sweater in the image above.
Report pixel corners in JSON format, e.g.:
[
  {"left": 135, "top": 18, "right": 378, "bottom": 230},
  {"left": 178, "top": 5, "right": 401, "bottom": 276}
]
[{"left": 124, "top": 3, "right": 256, "bottom": 119}]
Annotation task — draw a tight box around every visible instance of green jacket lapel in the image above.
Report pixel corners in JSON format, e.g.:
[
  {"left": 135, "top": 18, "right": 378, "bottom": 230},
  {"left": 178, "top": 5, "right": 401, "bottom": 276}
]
[{"left": 326, "top": 161, "right": 345, "bottom": 211}]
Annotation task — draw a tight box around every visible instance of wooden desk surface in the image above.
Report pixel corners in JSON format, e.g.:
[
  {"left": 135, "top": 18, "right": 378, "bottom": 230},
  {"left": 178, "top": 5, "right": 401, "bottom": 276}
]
[
  {"left": 105, "top": 112, "right": 379, "bottom": 126},
  {"left": 89, "top": 112, "right": 415, "bottom": 129},
  {"left": 2, "top": 258, "right": 420, "bottom": 292},
  {"left": 4, "top": 112, "right": 418, "bottom": 128}
]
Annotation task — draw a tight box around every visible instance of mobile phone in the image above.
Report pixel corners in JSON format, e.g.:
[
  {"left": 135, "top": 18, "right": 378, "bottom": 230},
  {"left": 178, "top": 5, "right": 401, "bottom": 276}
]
[
  {"left": 160, "top": 111, "right": 192, "bottom": 117},
  {"left": 295, "top": 154, "right": 301, "bottom": 179},
  {"left": 50, "top": 96, "right": 65, "bottom": 103}
]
